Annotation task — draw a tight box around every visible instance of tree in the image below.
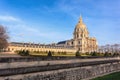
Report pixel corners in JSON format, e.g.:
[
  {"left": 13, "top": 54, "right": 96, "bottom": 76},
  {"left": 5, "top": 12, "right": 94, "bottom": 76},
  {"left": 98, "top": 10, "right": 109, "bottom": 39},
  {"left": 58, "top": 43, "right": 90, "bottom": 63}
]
[
  {"left": 104, "top": 52, "right": 111, "bottom": 57},
  {"left": 0, "top": 25, "right": 9, "bottom": 51},
  {"left": 18, "top": 50, "right": 30, "bottom": 56},
  {"left": 76, "top": 51, "right": 80, "bottom": 57},
  {"left": 91, "top": 51, "right": 98, "bottom": 56},
  {"left": 113, "top": 52, "right": 119, "bottom": 57},
  {"left": 48, "top": 51, "right": 52, "bottom": 57},
  {"left": 25, "top": 50, "right": 29, "bottom": 56}
]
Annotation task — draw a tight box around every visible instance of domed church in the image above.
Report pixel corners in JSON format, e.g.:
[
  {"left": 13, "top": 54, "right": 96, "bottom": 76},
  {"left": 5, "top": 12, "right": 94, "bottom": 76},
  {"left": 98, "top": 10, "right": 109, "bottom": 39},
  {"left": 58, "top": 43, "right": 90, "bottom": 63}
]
[
  {"left": 58, "top": 16, "right": 98, "bottom": 53},
  {"left": 7, "top": 16, "right": 98, "bottom": 54}
]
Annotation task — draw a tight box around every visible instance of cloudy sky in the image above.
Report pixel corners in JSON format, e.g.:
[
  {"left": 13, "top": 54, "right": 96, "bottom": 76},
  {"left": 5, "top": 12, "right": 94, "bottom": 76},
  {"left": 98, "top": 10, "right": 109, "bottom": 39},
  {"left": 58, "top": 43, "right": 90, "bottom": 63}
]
[{"left": 0, "top": 0, "right": 120, "bottom": 45}]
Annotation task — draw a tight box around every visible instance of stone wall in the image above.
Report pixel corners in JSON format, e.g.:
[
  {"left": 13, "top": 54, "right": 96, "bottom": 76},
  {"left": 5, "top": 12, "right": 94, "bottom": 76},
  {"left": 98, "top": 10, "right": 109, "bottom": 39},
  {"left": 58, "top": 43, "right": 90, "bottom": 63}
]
[
  {"left": 0, "top": 57, "right": 118, "bottom": 69},
  {"left": 22, "top": 62, "right": 120, "bottom": 80},
  {"left": 2, "top": 62, "right": 120, "bottom": 80}
]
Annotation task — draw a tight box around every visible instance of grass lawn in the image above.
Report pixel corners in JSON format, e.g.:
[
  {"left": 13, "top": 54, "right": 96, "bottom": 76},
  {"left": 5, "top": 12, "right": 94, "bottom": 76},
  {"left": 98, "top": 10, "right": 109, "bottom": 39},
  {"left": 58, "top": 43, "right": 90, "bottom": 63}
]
[{"left": 91, "top": 71, "right": 120, "bottom": 80}]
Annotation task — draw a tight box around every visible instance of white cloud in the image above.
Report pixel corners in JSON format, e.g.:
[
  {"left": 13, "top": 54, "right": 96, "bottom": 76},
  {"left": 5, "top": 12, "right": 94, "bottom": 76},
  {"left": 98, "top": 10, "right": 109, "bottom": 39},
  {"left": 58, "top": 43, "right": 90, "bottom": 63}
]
[
  {"left": 7, "top": 23, "right": 67, "bottom": 43},
  {"left": 0, "top": 15, "right": 21, "bottom": 22},
  {"left": 0, "top": 14, "right": 69, "bottom": 43}
]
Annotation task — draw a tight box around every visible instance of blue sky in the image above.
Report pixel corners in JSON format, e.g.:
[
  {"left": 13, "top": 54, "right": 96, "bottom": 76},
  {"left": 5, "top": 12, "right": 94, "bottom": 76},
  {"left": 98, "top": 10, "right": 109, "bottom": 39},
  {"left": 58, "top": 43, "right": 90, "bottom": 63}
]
[{"left": 0, "top": 0, "right": 120, "bottom": 45}]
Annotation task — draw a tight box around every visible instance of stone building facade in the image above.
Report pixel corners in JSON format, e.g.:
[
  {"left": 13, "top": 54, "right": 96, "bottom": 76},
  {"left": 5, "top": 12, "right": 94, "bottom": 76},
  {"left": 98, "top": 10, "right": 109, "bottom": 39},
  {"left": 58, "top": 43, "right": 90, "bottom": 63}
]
[
  {"left": 6, "top": 16, "right": 97, "bottom": 53},
  {"left": 58, "top": 16, "right": 98, "bottom": 53},
  {"left": 7, "top": 42, "right": 76, "bottom": 53}
]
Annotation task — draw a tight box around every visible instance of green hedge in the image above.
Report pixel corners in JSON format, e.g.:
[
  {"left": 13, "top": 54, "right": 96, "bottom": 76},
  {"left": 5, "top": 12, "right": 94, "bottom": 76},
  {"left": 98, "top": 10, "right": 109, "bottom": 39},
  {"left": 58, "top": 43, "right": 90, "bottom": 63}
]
[{"left": 17, "top": 50, "right": 30, "bottom": 56}]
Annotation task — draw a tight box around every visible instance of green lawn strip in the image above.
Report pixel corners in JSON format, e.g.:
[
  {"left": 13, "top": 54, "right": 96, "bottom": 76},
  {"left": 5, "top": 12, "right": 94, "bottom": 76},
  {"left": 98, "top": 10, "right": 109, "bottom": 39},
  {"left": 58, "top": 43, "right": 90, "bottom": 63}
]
[{"left": 91, "top": 71, "right": 120, "bottom": 80}]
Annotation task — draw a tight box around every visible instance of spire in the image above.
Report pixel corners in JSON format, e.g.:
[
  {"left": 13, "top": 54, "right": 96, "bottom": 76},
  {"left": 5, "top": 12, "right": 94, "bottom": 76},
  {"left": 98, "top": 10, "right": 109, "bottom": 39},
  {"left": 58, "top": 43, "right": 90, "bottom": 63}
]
[{"left": 79, "top": 15, "right": 83, "bottom": 23}]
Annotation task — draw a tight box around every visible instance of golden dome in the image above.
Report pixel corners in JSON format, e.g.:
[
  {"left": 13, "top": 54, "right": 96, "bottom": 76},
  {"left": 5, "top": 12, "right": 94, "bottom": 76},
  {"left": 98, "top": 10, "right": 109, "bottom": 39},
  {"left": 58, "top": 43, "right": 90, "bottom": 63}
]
[{"left": 75, "top": 16, "right": 86, "bottom": 29}]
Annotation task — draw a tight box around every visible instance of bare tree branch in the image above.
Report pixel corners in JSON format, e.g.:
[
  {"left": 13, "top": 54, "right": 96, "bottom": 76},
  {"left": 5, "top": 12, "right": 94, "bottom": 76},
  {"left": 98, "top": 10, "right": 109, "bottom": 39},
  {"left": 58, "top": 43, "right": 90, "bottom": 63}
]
[{"left": 0, "top": 25, "right": 9, "bottom": 50}]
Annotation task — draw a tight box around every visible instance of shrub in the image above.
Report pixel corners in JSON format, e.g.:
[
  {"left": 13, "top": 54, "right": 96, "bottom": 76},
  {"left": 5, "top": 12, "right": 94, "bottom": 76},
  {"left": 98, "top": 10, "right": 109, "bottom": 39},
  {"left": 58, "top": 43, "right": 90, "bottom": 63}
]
[
  {"left": 85, "top": 52, "right": 90, "bottom": 55},
  {"left": 91, "top": 51, "right": 98, "bottom": 56},
  {"left": 104, "top": 52, "right": 112, "bottom": 57},
  {"left": 76, "top": 51, "right": 80, "bottom": 57},
  {"left": 18, "top": 50, "right": 30, "bottom": 56},
  {"left": 25, "top": 50, "right": 29, "bottom": 56},
  {"left": 48, "top": 51, "right": 52, "bottom": 57},
  {"left": 14, "top": 50, "right": 19, "bottom": 54},
  {"left": 113, "top": 52, "right": 119, "bottom": 57}
]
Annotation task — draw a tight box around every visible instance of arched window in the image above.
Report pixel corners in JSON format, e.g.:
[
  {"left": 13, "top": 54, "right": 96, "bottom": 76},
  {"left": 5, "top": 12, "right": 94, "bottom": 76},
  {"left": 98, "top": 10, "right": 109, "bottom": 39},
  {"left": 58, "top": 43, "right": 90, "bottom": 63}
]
[
  {"left": 77, "top": 34, "right": 79, "bottom": 38},
  {"left": 71, "top": 42, "right": 73, "bottom": 45},
  {"left": 79, "top": 41, "right": 81, "bottom": 44}
]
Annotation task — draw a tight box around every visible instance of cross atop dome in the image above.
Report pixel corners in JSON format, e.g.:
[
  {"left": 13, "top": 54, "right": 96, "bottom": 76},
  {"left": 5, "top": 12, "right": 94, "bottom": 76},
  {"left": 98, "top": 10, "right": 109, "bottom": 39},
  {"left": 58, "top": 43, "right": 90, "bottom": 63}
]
[{"left": 79, "top": 15, "right": 83, "bottom": 23}]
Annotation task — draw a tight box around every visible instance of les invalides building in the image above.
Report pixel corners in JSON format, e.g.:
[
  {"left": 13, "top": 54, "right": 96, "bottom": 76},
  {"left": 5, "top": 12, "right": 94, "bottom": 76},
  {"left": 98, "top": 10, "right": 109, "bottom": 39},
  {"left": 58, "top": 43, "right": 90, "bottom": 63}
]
[
  {"left": 7, "top": 16, "right": 98, "bottom": 53},
  {"left": 58, "top": 16, "right": 98, "bottom": 53}
]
